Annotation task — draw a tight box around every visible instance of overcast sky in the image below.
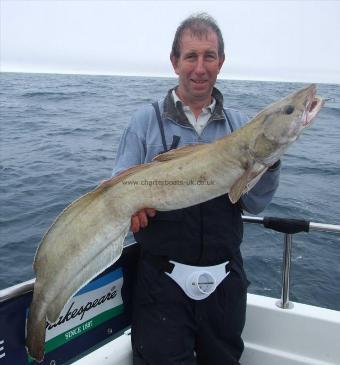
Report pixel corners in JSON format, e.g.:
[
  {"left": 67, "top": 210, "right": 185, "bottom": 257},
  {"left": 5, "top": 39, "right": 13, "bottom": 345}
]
[{"left": 1, "top": 0, "right": 340, "bottom": 83}]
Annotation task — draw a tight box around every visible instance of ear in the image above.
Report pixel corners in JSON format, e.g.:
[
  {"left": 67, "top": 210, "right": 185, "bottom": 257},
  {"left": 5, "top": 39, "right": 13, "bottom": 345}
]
[
  {"left": 170, "top": 54, "right": 180, "bottom": 75},
  {"left": 218, "top": 54, "right": 225, "bottom": 73}
]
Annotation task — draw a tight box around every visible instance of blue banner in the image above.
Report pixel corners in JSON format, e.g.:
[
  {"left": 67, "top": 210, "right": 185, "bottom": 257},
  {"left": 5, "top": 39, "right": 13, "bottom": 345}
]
[{"left": 0, "top": 243, "right": 139, "bottom": 365}]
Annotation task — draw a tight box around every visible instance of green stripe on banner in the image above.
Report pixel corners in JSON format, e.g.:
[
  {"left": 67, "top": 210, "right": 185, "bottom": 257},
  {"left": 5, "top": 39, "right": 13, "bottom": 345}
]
[{"left": 28, "top": 304, "right": 124, "bottom": 362}]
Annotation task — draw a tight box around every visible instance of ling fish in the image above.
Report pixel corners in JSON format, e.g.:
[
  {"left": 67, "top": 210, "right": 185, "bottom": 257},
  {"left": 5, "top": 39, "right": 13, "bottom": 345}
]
[{"left": 26, "top": 84, "right": 324, "bottom": 362}]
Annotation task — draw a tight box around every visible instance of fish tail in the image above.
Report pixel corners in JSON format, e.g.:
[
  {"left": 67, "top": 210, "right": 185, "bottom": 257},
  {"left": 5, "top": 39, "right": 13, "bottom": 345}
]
[{"left": 26, "top": 289, "right": 46, "bottom": 363}]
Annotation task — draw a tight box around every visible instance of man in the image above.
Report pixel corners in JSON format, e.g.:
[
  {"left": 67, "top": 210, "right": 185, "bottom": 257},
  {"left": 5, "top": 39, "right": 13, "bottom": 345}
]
[{"left": 112, "top": 13, "right": 280, "bottom": 365}]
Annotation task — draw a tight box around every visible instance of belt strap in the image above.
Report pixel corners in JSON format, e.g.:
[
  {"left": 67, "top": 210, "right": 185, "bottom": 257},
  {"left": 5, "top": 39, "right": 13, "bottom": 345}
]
[{"left": 142, "top": 251, "right": 231, "bottom": 274}]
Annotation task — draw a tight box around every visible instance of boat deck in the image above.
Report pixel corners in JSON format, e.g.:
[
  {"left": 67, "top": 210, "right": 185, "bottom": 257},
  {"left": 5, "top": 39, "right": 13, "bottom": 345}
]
[{"left": 73, "top": 293, "right": 340, "bottom": 365}]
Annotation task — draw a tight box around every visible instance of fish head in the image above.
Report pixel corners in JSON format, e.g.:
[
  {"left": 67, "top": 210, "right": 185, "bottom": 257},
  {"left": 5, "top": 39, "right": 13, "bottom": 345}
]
[
  {"left": 249, "top": 84, "right": 324, "bottom": 165},
  {"left": 263, "top": 84, "right": 324, "bottom": 142}
]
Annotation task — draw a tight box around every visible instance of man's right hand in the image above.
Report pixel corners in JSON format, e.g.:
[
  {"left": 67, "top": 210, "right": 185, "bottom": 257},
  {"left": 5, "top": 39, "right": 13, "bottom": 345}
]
[{"left": 130, "top": 208, "right": 156, "bottom": 233}]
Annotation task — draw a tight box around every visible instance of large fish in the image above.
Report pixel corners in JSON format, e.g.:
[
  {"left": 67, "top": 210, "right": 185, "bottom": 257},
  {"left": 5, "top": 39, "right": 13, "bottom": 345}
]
[{"left": 26, "top": 84, "right": 324, "bottom": 362}]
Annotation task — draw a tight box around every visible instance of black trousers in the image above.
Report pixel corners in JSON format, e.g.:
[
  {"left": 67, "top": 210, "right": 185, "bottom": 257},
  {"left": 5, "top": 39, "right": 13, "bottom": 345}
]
[{"left": 131, "top": 258, "right": 248, "bottom": 365}]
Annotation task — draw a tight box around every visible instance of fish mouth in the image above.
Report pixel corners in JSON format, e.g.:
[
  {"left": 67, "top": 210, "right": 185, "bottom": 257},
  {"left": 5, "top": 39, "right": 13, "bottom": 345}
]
[{"left": 303, "top": 85, "right": 324, "bottom": 126}]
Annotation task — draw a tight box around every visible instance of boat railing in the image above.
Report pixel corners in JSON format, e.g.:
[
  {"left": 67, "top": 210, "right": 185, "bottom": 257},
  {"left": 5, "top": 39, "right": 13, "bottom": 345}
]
[
  {"left": 1, "top": 215, "right": 339, "bottom": 364},
  {"left": 1, "top": 215, "right": 339, "bottom": 307},
  {"left": 242, "top": 215, "right": 340, "bottom": 309},
  {"left": 0, "top": 278, "right": 35, "bottom": 304}
]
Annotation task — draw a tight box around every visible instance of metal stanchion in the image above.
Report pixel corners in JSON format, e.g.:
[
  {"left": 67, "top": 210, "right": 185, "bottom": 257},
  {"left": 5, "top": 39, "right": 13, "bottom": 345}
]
[{"left": 276, "top": 233, "right": 294, "bottom": 309}]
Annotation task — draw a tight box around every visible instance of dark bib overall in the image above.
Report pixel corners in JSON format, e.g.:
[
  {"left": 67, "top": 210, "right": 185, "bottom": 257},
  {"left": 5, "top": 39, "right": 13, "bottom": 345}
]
[{"left": 131, "top": 103, "right": 248, "bottom": 365}]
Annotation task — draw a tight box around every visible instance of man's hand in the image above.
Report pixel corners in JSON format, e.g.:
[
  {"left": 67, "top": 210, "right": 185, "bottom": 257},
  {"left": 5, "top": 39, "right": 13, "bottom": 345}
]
[{"left": 131, "top": 208, "right": 156, "bottom": 233}]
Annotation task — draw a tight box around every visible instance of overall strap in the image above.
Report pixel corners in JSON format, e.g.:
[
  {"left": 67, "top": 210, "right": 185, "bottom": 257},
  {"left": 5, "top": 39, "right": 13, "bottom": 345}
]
[
  {"left": 223, "top": 108, "right": 235, "bottom": 133},
  {"left": 152, "top": 102, "right": 167, "bottom": 152},
  {"left": 152, "top": 102, "right": 180, "bottom": 153}
]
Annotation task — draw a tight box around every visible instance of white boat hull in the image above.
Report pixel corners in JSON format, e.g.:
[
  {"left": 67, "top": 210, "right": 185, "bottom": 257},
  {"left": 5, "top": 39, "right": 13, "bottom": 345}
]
[{"left": 73, "top": 293, "right": 340, "bottom": 365}]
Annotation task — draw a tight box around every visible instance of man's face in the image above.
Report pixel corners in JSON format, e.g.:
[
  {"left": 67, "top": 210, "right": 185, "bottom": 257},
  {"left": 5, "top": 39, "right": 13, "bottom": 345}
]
[{"left": 171, "top": 29, "right": 225, "bottom": 105}]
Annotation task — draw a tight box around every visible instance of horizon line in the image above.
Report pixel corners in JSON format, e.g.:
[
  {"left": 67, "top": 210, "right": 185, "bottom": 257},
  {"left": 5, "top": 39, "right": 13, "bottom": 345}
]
[{"left": 1, "top": 69, "right": 338, "bottom": 86}]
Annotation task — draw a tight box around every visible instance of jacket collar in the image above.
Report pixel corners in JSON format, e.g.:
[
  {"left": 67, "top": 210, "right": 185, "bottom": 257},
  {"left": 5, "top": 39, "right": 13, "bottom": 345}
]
[{"left": 162, "top": 86, "right": 225, "bottom": 128}]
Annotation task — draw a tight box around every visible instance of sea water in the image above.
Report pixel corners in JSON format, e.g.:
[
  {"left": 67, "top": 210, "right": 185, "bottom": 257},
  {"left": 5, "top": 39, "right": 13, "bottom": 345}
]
[{"left": 0, "top": 73, "right": 339, "bottom": 310}]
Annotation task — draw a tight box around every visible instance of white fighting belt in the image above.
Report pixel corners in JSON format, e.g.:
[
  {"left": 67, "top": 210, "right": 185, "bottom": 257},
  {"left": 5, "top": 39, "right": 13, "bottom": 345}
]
[{"left": 166, "top": 260, "right": 230, "bottom": 300}]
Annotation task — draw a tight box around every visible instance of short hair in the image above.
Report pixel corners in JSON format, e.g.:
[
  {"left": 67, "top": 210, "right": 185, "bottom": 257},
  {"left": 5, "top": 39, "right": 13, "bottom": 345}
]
[{"left": 171, "top": 13, "right": 225, "bottom": 59}]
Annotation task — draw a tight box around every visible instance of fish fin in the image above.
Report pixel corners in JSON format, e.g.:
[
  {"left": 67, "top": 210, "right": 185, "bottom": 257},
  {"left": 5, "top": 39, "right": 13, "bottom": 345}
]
[
  {"left": 229, "top": 165, "right": 267, "bottom": 203},
  {"left": 26, "top": 289, "right": 46, "bottom": 363},
  {"left": 153, "top": 144, "right": 207, "bottom": 162},
  {"left": 97, "top": 163, "right": 154, "bottom": 189},
  {"left": 229, "top": 170, "right": 251, "bottom": 204},
  {"left": 245, "top": 166, "right": 268, "bottom": 192}
]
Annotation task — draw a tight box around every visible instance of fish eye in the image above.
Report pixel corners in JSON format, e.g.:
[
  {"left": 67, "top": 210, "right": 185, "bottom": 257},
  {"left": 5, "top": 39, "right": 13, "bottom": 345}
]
[{"left": 284, "top": 105, "right": 295, "bottom": 115}]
